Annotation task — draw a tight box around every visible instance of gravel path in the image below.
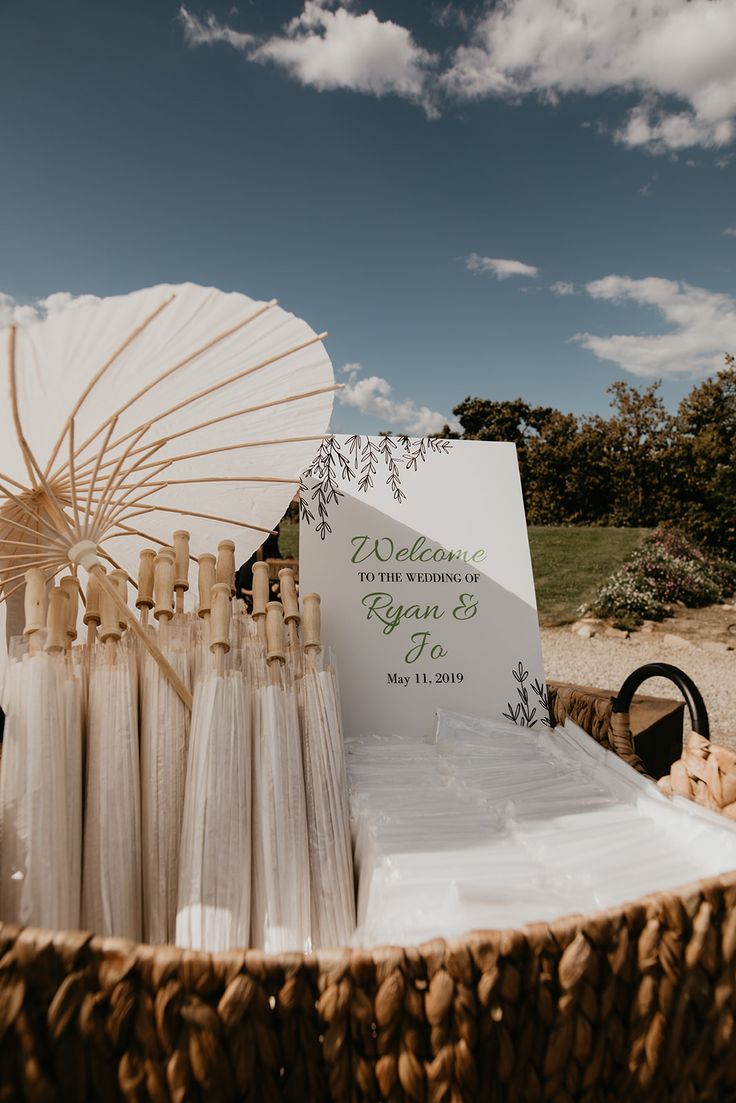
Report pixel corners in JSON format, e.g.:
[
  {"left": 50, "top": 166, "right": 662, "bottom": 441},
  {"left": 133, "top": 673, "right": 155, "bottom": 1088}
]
[{"left": 541, "top": 628, "right": 736, "bottom": 749}]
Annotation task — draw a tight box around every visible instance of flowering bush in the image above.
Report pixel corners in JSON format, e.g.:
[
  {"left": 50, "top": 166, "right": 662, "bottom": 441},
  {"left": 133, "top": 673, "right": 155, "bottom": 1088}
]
[{"left": 589, "top": 527, "right": 736, "bottom": 626}]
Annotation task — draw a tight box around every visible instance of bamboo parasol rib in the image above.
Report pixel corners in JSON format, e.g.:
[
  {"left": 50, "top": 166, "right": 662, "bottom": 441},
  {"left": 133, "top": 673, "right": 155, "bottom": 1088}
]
[
  {"left": 64, "top": 340, "right": 333, "bottom": 485},
  {"left": 128, "top": 435, "right": 326, "bottom": 473},
  {"left": 60, "top": 297, "right": 279, "bottom": 474},
  {"left": 43, "top": 295, "right": 177, "bottom": 478},
  {"left": 69, "top": 383, "right": 342, "bottom": 481}
]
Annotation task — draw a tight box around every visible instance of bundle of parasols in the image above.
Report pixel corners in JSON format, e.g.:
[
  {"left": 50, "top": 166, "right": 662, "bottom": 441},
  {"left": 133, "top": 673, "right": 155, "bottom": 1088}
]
[{"left": 0, "top": 535, "right": 355, "bottom": 953}]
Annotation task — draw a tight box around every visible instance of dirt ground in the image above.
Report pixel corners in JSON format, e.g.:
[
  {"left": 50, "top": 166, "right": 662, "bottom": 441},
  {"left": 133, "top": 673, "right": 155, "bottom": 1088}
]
[{"left": 638, "top": 602, "right": 736, "bottom": 648}]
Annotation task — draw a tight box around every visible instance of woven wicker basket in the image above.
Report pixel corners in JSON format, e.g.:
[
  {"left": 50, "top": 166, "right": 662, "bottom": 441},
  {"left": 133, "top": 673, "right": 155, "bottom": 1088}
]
[{"left": 1, "top": 675, "right": 735, "bottom": 1103}]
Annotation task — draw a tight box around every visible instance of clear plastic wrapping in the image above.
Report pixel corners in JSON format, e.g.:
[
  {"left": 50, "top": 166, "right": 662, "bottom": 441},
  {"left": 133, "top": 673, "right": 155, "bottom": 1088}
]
[
  {"left": 349, "top": 709, "right": 736, "bottom": 946},
  {"left": 0, "top": 642, "right": 83, "bottom": 929},
  {"left": 82, "top": 638, "right": 141, "bottom": 940},
  {"left": 251, "top": 660, "right": 311, "bottom": 953},
  {"left": 175, "top": 668, "right": 252, "bottom": 952},
  {"left": 140, "top": 620, "right": 191, "bottom": 944}
]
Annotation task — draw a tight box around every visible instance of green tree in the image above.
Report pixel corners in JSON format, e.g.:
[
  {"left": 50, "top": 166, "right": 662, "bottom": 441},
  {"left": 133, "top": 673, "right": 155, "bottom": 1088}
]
[{"left": 664, "top": 355, "right": 736, "bottom": 553}]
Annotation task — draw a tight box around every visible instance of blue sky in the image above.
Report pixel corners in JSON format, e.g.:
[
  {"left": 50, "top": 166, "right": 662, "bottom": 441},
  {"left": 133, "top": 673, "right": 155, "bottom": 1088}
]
[{"left": 1, "top": 0, "right": 735, "bottom": 434}]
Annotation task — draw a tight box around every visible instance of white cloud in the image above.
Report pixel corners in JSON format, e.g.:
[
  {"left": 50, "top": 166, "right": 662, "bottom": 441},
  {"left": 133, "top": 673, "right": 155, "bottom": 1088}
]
[
  {"left": 465, "top": 253, "right": 539, "bottom": 280},
  {"left": 550, "top": 281, "right": 575, "bottom": 295},
  {"left": 338, "top": 363, "right": 457, "bottom": 434},
  {"left": 724, "top": 227, "right": 736, "bottom": 236},
  {"left": 0, "top": 290, "right": 99, "bottom": 328},
  {"left": 615, "top": 104, "right": 733, "bottom": 153},
  {"left": 180, "top": 3, "right": 437, "bottom": 113},
  {"left": 442, "top": 0, "right": 736, "bottom": 152},
  {"left": 574, "top": 275, "right": 736, "bottom": 378},
  {"left": 178, "top": 5, "right": 254, "bottom": 49}
]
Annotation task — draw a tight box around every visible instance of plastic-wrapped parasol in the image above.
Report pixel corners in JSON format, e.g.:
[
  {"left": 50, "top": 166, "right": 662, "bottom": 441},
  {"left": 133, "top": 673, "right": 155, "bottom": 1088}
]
[
  {"left": 0, "top": 573, "right": 83, "bottom": 929},
  {"left": 251, "top": 600, "right": 311, "bottom": 953},
  {"left": 176, "top": 579, "right": 251, "bottom": 952},
  {"left": 82, "top": 569, "right": 142, "bottom": 940},
  {"left": 291, "top": 588, "right": 355, "bottom": 949}
]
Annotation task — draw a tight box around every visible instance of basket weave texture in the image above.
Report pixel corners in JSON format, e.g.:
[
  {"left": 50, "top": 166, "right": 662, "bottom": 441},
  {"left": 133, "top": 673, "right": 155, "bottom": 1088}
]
[
  {"left": 1, "top": 706, "right": 736, "bottom": 1102},
  {"left": 659, "top": 732, "right": 736, "bottom": 819}
]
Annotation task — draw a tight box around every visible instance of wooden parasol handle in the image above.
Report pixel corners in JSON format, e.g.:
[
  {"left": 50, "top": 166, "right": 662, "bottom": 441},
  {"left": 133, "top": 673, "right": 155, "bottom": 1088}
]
[{"left": 90, "top": 563, "right": 193, "bottom": 710}]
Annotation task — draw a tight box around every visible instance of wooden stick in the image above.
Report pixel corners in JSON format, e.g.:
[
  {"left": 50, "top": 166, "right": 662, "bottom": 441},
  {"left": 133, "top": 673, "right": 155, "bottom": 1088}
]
[
  {"left": 101, "top": 500, "right": 278, "bottom": 535},
  {"left": 0, "top": 537, "right": 61, "bottom": 550},
  {"left": 6, "top": 344, "right": 74, "bottom": 537},
  {"left": 90, "top": 563, "right": 192, "bottom": 708},
  {"left": 88, "top": 425, "right": 152, "bottom": 541},
  {"left": 252, "top": 561, "right": 269, "bottom": 646},
  {"left": 0, "top": 468, "right": 36, "bottom": 494},
  {"left": 100, "top": 507, "right": 157, "bottom": 528},
  {"left": 0, "top": 510, "right": 65, "bottom": 546},
  {"left": 8, "top": 326, "right": 37, "bottom": 487},
  {"left": 136, "top": 548, "right": 155, "bottom": 626},
  {"left": 173, "top": 530, "right": 190, "bottom": 613},
  {"left": 87, "top": 443, "right": 171, "bottom": 537},
  {"left": 0, "top": 549, "right": 70, "bottom": 562},
  {"left": 69, "top": 329, "right": 328, "bottom": 478},
  {"left": 0, "top": 558, "right": 67, "bottom": 589},
  {"left": 82, "top": 382, "right": 341, "bottom": 472},
  {"left": 83, "top": 462, "right": 172, "bottom": 531},
  {"left": 67, "top": 418, "right": 82, "bottom": 533},
  {"left": 93, "top": 486, "right": 166, "bottom": 534},
  {"left": 73, "top": 457, "right": 171, "bottom": 496},
  {"left": 302, "top": 593, "right": 322, "bottom": 657},
  {"left": 96, "top": 546, "right": 139, "bottom": 589},
  {"left": 61, "top": 297, "right": 279, "bottom": 474},
  {"left": 104, "top": 521, "right": 199, "bottom": 562},
  {"left": 265, "top": 601, "right": 285, "bottom": 686},
  {"left": 116, "top": 435, "right": 326, "bottom": 474},
  {"left": 0, "top": 564, "right": 65, "bottom": 607},
  {"left": 82, "top": 414, "right": 119, "bottom": 537},
  {"left": 279, "top": 567, "right": 301, "bottom": 650},
  {"left": 0, "top": 478, "right": 70, "bottom": 546},
  {"left": 60, "top": 575, "right": 80, "bottom": 646},
  {"left": 209, "top": 582, "right": 231, "bottom": 678},
  {"left": 44, "top": 294, "right": 176, "bottom": 477},
  {"left": 153, "top": 549, "right": 175, "bottom": 646},
  {"left": 84, "top": 569, "right": 103, "bottom": 646},
  {"left": 86, "top": 475, "right": 300, "bottom": 491},
  {"left": 24, "top": 568, "right": 47, "bottom": 638}
]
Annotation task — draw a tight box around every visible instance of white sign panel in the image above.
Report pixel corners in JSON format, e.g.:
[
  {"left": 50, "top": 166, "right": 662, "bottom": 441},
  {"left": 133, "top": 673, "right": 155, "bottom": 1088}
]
[{"left": 300, "top": 436, "right": 548, "bottom": 738}]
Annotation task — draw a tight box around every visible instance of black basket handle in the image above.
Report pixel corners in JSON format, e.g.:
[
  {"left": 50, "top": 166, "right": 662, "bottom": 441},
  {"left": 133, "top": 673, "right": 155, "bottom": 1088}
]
[{"left": 612, "top": 663, "right": 710, "bottom": 739}]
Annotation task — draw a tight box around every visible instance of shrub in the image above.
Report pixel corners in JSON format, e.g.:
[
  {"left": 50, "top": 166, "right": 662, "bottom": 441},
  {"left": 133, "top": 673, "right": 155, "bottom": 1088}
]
[{"left": 588, "top": 527, "right": 736, "bottom": 625}]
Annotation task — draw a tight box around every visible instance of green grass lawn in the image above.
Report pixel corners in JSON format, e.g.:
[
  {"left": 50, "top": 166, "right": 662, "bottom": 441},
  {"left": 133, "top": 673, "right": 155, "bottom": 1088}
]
[
  {"left": 274, "top": 515, "right": 650, "bottom": 627},
  {"left": 528, "top": 525, "right": 651, "bottom": 625}
]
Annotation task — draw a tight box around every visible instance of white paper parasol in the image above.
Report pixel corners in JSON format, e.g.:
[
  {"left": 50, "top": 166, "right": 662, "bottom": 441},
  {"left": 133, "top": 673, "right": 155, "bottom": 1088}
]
[
  {"left": 139, "top": 549, "right": 191, "bottom": 944},
  {"left": 82, "top": 573, "right": 141, "bottom": 940},
  {"left": 294, "top": 591, "right": 355, "bottom": 949},
  {"left": 0, "top": 282, "right": 335, "bottom": 703},
  {"left": 176, "top": 581, "right": 251, "bottom": 952},
  {"left": 0, "top": 576, "right": 83, "bottom": 929},
  {"left": 251, "top": 600, "right": 311, "bottom": 953}
]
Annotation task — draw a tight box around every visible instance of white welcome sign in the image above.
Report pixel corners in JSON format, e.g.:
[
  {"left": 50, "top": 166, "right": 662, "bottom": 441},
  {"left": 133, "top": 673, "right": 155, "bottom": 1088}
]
[{"left": 299, "top": 436, "right": 548, "bottom": 738}]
